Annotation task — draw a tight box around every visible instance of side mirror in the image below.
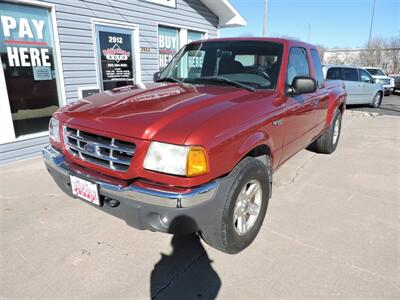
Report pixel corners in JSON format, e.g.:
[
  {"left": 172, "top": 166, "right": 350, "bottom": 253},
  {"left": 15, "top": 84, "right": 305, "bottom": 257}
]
[
  {"left": 153, "top": 71, "right": 162, "bottom": 82},
  {"left": 370, "top": 78, "right": 376, "bottom": 84},
  {"left": 289, "top": 76, "right": 317, "bottom": 94}
]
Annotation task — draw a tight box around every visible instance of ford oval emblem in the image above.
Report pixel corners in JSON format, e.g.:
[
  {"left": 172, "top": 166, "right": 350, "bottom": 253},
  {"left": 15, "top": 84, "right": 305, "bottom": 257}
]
[{"left": 84, "top": 143, "right": 97, "bottom": 154}]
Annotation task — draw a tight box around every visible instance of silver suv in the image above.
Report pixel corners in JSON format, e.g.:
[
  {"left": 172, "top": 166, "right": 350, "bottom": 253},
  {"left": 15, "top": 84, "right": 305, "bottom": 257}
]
[{"left": 323, "top": 65, "right": 384, "bottom": 108}]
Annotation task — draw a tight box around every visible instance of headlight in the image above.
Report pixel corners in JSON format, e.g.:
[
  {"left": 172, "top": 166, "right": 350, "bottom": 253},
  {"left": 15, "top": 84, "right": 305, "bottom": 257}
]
[
  {"left": 143, "top": 142, "right": 208, "bottom": 176},
  {"left": 49, "top": 117, "right": 60, "bottom": 143}
]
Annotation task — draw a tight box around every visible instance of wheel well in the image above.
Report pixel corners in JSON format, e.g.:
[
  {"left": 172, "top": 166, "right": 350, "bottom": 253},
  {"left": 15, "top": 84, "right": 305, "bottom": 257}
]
[
  {"left": 245, "top": 144, "right": 273, "bottom": 190},
  {"left": 338, "top": 102, "right": 345, "bottom": 113},
  {"left": 245, "top": 144, "right": 272, "bottom": 167}
]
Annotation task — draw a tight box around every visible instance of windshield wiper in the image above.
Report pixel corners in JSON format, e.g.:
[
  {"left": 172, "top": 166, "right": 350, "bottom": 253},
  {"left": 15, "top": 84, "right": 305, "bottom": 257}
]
[
  {"left": 155, "top": 77, "right": 182, "bottom": 83},
  {"left": 192, "top": 76, "right": 256, "bottom": 92}
]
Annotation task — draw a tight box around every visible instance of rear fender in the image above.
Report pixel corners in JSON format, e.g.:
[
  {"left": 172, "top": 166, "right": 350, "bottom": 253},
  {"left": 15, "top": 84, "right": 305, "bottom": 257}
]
[{"left": 326, "top": 86, "right": 346, "bottom": 126}]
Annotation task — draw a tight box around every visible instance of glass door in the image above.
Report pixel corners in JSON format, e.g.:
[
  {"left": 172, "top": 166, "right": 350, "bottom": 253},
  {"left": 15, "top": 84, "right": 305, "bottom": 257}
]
[
  {"left": 0, "top": 2, "right": 61, "bottom": 138},
  {"left": 95, "top": 25, "right": 135, "bottom": 91}
]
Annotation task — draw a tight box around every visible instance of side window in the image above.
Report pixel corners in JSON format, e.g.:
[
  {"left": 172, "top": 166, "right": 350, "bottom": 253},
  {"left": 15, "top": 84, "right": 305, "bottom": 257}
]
[
  {"left": 310, "top": 49, "right": 324, "bottom": 87},
  {"left": 326, "top": 67, "right": 342, "bottom": 80},
  {"left": 342, "top": 68, "right": 358, "bottom": 81},
  {"left": 286, "top": 47, "right": 310, "bottom": 85},
  {"left": 359, "top": 69, "right": 372, "bottom": 82}
]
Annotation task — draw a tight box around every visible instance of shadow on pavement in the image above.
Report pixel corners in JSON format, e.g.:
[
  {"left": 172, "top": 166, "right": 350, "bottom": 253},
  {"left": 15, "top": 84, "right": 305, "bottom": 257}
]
[{"left": 150, "top": 233, "right": 221, "bottom": 300}]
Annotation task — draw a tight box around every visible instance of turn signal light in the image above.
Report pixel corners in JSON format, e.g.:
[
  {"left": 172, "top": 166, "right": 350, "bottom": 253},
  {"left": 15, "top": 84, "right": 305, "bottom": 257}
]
[{"left": 186, "top": 147, "right": 208, "bottom": 177}]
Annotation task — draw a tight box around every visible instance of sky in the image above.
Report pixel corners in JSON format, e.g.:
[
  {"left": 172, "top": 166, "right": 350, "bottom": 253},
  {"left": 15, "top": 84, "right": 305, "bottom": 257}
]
[{"left": 221, "top": 0, "right": 400, "bottom": 49}]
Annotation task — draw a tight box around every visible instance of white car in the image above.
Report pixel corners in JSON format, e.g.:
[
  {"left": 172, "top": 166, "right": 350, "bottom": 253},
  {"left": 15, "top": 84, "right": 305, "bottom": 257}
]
[
  {"left": 364, "top": 67, "right": 395, "bottom": 96},
  {"left": 323, "top": 65, "right": 384, "bottom": 107}
]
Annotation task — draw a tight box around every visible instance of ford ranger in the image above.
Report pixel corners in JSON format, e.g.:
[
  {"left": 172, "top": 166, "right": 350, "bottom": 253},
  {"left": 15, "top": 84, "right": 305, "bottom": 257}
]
[{"left": 43, "top": 38, "right": 346, "bottom": 254}]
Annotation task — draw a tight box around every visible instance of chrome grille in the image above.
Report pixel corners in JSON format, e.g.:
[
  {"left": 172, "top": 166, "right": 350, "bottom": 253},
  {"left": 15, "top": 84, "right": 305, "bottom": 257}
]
[{"left": 63, "top": 127, "right": 135, "bottom": 172}]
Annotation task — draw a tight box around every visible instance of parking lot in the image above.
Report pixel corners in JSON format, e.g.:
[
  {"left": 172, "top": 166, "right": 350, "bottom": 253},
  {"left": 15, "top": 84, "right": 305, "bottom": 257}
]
[
  {"left": 347, "top": 93, "right": 400, "bottom": 116},
  {"left": 1, "top": 96, "right": 399, "bottom": 299}
]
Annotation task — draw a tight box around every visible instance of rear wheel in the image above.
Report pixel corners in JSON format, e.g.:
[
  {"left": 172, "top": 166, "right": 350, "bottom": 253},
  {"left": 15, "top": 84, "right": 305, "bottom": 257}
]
[
  {"left": 308, "top": 109, "right": 342, "bottom": 154},
  {"left": 200, "top": 157, "right": 270, "bottom": 254},
  {"left": 371, "top": 92, "right": 382, "bottom": 108}
]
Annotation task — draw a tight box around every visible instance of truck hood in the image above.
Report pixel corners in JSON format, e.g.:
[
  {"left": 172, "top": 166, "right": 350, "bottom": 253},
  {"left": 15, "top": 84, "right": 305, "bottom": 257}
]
[
  {"left": 371, "top": 75, "right": 390, "bottom": 80},
  {"left": 56, "top": 83, "right": 262, "bottom": 144}
]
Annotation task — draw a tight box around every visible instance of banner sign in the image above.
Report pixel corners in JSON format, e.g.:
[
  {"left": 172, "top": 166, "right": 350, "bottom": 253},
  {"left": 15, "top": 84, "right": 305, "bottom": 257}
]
[
  {"left": 0, "top": 3, "right": 53, "bottom": 71},
  {"left": 187, "top": 31, "right": 204, "bottom": 70},
  {"left": 158, "top": 26, "right": 179, "bottom": 70},
  {"left": 98, "top": 31, "right": 133, "bottom": 81}
]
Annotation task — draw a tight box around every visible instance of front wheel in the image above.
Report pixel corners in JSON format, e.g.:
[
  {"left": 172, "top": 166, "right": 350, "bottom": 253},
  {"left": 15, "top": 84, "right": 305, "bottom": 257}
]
[
  {"left": 371, "top": 92, "right": 383, "bottom": 108},
  {"left": 308, "top": 109, "right": 342, "bottom": 154},
  {"left": 200, "top": 157, "right": 270, "bottom": 254}
]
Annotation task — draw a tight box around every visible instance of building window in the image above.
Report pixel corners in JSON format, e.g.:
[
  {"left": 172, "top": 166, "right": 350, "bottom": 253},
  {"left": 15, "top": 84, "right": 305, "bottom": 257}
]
[
  {"left": 158, "top": 26, "right": 180, "bottom": 71},
  {"left": 95, "top": 25, "right": 136, "bottom": 91},
  {"left": 187, "top": 30, "right": 204, "bottom": 44},
  {"left": 0, "top": 2, "right": 61, "bottom": 138}
]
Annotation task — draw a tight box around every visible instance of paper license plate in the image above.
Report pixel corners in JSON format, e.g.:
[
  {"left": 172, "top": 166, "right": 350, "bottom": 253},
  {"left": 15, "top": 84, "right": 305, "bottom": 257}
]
[{"left": 70, "top": 175, "right": 100, "bottom": 206}]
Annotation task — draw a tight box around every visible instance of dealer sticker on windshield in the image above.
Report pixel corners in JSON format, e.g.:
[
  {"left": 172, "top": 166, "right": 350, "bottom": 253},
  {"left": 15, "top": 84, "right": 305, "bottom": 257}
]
[{"left": 70, "top": 175, "right": 100, "bottom": 206}]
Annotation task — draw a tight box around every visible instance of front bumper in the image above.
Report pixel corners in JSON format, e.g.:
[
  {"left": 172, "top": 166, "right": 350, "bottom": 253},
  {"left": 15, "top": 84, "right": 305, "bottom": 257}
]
[{"left": 43, "top": 145, "right": 232, "bottom": 234}]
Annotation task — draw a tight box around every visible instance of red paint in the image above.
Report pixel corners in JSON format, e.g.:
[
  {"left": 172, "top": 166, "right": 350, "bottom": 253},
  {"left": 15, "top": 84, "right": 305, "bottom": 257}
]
[
  {"left": 52, "top": 38, "right": 346, "bottom": 188},
  {"left": 4, "top": 40, "right": 48, "bottom": 46}
]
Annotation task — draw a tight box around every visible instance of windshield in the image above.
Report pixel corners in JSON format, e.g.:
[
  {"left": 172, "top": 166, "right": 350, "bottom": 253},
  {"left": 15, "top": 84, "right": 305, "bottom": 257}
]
[
  {"left": 159, "top": 41, "right": 284, "bottom": 90},
  {"left": 366, "top": 68, "right": 385, "bottom": 76}
]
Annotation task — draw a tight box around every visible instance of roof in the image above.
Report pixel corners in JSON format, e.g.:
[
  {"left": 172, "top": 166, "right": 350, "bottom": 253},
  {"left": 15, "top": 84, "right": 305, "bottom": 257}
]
[
  {"left": 200, "top": 0, "right": 246, "bottom": 28},
  {"left": 190, "top": 37, "right": 315, "bottom": 49}
]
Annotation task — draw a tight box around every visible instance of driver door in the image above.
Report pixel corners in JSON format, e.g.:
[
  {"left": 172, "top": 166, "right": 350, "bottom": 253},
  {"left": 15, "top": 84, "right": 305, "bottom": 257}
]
[
  {"left": 280, "top": 47, "right": 317, "bottom": 163},
  {"left": 358, "top": 68, "right": 376, "bottom": 103}
]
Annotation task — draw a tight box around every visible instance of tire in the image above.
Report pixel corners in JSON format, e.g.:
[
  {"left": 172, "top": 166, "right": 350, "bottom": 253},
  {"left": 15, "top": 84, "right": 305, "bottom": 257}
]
[
  {"left": 308, "top": 109, "right": 342, "bottom": 154},
  {"left": 371, "top": 92, "right": 383, "bottom": 108},
  {"left": 200, "top": 157, "right": 270, "bottom": 254}
]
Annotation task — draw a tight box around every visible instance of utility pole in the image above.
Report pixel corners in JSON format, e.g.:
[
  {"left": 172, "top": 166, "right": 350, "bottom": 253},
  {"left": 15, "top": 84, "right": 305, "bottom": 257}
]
[
  {"left": 263, "top": 0, "right": 268, "bottom": 37},
  {"left": 368, "top": 0, "right": 376, "bottom": 48}
]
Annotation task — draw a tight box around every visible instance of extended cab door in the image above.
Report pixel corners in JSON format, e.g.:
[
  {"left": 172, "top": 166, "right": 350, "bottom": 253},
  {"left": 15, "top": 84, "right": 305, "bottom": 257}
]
[
  {"left": 280, "top": 47, "right": 318, "bottom": 163},
  {"left": 310, "top": 49, "right": 330, "bottom": 133}
]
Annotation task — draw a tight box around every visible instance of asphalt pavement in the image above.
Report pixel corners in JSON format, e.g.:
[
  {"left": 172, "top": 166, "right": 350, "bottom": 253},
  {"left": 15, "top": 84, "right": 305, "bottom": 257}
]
[
  {"left": 347, "top": 93, "right": 400, "bottom": 116},
  {"left": 1, "top": 110, "right": 399, "bottom": 299}
]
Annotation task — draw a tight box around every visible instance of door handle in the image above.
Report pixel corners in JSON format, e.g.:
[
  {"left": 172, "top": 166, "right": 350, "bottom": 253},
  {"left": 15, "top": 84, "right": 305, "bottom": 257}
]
[{"left": 313, "top": 99, "right": 320, "bottom": 108}]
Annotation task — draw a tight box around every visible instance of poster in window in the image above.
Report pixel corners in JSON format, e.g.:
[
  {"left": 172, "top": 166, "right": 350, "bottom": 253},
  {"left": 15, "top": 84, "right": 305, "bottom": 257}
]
[
  {"left": 187, "top": 31, "right": 204, "bottom": 69},
  {"left": 98, "top": 31, "right": 133, "bottom": 81},
  {"left": 158, "top": 26, "right": 179, "bottom": 70}
]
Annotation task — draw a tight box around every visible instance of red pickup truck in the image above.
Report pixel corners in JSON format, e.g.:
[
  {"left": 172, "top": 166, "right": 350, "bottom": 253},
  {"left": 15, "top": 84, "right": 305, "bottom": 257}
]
[{"left": 43, "top": 38, "right": 346, "bottom": 253}]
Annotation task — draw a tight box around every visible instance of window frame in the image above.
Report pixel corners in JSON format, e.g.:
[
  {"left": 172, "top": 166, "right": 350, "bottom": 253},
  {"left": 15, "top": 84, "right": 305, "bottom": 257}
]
[
  {"left": 310, "top": 48, "right": 325, "bottom": 88},
  {"left": 359, "top": 68, "right": 373, "bottom": 83},
  {"left": 0, "top": 0, "right": 66, "bottom": 144},
  {"left": 92, "top": 18, "right": 142, "bottom": 92},
  {"left": 285, "top": 46, "right": 311, "bottom": 88}
]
